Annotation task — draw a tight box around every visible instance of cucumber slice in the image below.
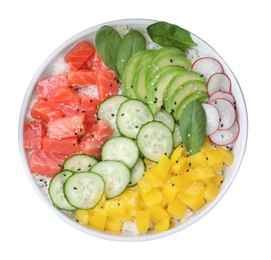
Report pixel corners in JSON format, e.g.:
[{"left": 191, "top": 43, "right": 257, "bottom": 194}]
[
  {"left": 122, "top": 50, "right": 149, "bottom": 98},
  {"left": 64, "top": 172, "right": 105, "bottom": 210},
  {"left": 101, "top": 136, "right": 139, "bottom": 169},
  {"left": 137, "top": 121, "right": 173, "bottom": 162},
  {"left": 91, "top": 160, "right": 130, "bottom": 199},
  {"left": 129, "top": 157, "right": 145, "bottom": 187},
  {"left": 63, "top": 154, "right": 98, "bottom": 172},
  {"left": 48, "top": 170, "right": 76, "bottom": 211},
  {"left": 97, "top": 95, "right": 128, "bottom": 132},
  {"left": 154, "top": 109, "right": 175, "bottom": 132},
  {"left": 173, "top": 123, "right": 182, "bottom": 148},
  {"left": 116, "top": 99, "right": 154, "bottom": 139}
]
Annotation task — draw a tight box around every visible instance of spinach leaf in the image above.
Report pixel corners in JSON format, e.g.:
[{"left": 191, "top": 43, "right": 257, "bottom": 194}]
[
  {"left": 147, "top": 21, "right": 197, "bottom": 50},
  {"left": 179, "top": 101, "right": 206, "bottom": 155},
  {"left": 95, "top": 26, "right": 122, "bottom": 75},
  {"left": 116, "top": 30, "right": 146, "bottom": 79}
]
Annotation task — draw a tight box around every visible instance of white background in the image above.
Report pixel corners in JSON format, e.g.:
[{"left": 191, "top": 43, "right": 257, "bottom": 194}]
[{"left": 1, "top": 0, "right": 270, "bottom": 259}]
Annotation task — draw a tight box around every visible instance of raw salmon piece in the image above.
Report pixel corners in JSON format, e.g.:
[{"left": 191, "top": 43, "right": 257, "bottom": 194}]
[
  {"left": 79, "top": 120, "right": 113, "bottom": 158},
  {"left": 24, "top": 121, "right": 46, "bottom": 150},
  {"left": 42, "top": 136, "right": 79, "bottom": 157},
  {"left": 36, "top": 74, "right": 68, "bottom": 99},
  {"left": 67, "top": 69, "right": 96, "bottom": 87},
  {"left": 85, "top": 50, "right": 108, "bottom": 70},
  {"left": 29, "top": 150, "right": 66, "bottom": 178},
  {"left": 64, "top": 41, "right": 95, "bottom": 70}
]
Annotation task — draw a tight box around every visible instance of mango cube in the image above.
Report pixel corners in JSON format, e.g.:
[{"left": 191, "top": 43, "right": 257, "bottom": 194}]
[
  {"left": 150, "top": 205, "right": 168, "bottom": 220},
  {"left": 170, "top": 145, "right": 185, "bottom": 164},
  {"left": 167, "top": 198, "right": 186, "bottom": 218},
  {"left": 144, "top": 171, "right": 163, "bottom": 188},
  {"left": 136, "top": 209, "right": 150, "bottom": 232},
  {"left": 162, "top": 183, "right": 178, "bottom": 202},
  {"left": 75, "top": 210, "right": 89, "bottom": 225},
  {"left": 156, "top": 154, "right": 171, "bottom": 176},
  {"left": 184, "top": 181, "right": 205, "bottom": 197},
  {"left": 154, "top": 218, "right": 170, "bottom": 232},
  {"left": 105, "top": 218, "right": 122, "bottom": 233},
  {"left": 105, "top": 200, "right": 127, "bottom": 219},
  {"left": 203, "top": 183, "right": 220, "bottom": 202},
  {"left": 179, "top": 193, "right": 206, "bottom": 211},
  {"left": 188, "top": 152, "right": 207, "bottom": 168},
  {"left": 142, "top": 188, "right": 162, "bottom": 207},
  {"left": 171, "top": 157, "right": 189, "bottom": 175},
  {"left": 205, "top": 149, "right": 224, "bottom": 166},
  {"left": 191, "top": 167, "right": 216, "bottom": 180},
  {"left": 88, "top": 207, "right": 107, "bottom": 231}
]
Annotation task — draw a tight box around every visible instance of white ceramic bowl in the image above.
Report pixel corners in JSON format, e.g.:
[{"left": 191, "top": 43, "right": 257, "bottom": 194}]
[{"left": 18, "top": 19, "right": 248, "bottom": 241}]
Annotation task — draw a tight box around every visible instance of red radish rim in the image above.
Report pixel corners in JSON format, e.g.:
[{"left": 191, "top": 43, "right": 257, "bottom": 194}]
[
  {"left": 209, "top": 120, "right": 240, "bottom": 146},
  {"left": 202, "top": 103, "right": 220, "bottom": 135},
  {"left": 191, "top": 57, "right": 224, "bottom": 74},
  {"left": 210, "top": 98, "right": 237, "bottom": 130},
  {"left": 208, "top": 90, "right": 236, "bottom": 104},
  {"left": 207, "top": 72, "right": 232, "bottom": 96}
]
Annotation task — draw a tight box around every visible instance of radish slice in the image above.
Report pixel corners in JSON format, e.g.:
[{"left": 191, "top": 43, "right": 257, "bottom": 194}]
[
  {"left": 207, "top": 73, "right": 231, "bottom": 95},
  {"left": 208, "top": 91, "right": 235, "bottom": 104},
  {"left": 209, "top": 120, "right": 239, "bottom": 146},
  {"left": 192, "top": 57, "right": 223, "bottom": 80},
  {"left": 210, "top": 98, "right": 236, "bottom": 130},
  {"left": 202, "top": 103, "right": 220, "bottom": 135}
]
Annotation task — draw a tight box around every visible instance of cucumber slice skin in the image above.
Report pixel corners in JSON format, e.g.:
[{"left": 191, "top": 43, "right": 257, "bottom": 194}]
[
  {"left": 101, "top": 136, "right": 139, "bottom": 169},
  {"left": 63, "top": 154, "right": 98, "bottom": 172},
  {"left": 97, "top": 95, "right": 128, "bottom": 132},
  {"left": 173, "top": 124, "right": 183, "bottom": 148},
  {"left": 91, "top": 160, "right": 131, "bottom": 199},
  {"left": 154, "top": 109, "right": 175, "bottom": 132},
  {"left": 116, "top": 99, "right": 154, "bottom": 139},
  {"left": 137, "top": 121, "right": 173, "bottom": 163},
  {"left": 49, "top": 170, "right": 76, "bottom": 211},
  {"left": 129, "top": 157, "right": 146, "bottom": 187},
  {"left": 64, "top": 172, "right": 105, "bottom": 210}
]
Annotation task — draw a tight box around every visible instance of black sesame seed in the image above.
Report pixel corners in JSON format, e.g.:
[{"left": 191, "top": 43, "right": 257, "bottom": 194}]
[
  {"left": 109, "top": 83, "right": 112, "bottom": 87},
  {"left": 81, "top": 110, "right": 85, "bottom": 113},
  {"left": 206, "top": 157, "right": 209, "bottom": 160},
  {"left": 189, "top": 162, "right": 191, "bottom": 167},
  {"left": 174, "top": 101, "right": 177, "bottom": 105},
  {"left": 77, "top": 168, "right": 81, "bottom": 171},
  {"left": 186, "top": 169, "right": 189, "bottom": 172},
  {"left": 117, "top": 202, "right": 120, "bottom": 206},
  {"left": 121, "top": 113, "right": 124, "bottom": 116},
  {"left": 76, "top": 219, "right": 79, "bottom": 222},
  {"left": 63, "top": 173, "right": 66, "bottom": 177},
  {"left": 154, "top": 88, "right": 157, "bottom": 91},
  {"left": 131, "top": 85, "right": 133, "bottom": 89},
  {"left": 176, "top": 160, "right": 179, "bottom": 163},
  {"left": 221, "top": 124, "right": 224, "bottom": 128},
  {"left": 89, "top": 99, "right": 93, "bottom": 103},
  {"left": 74, "top": 132, "right": 78, "bottom": 135},
  {"left": 164, "top": 152, "right": 167, "bottom": 155},
  {"left": 135, "top": 125, "right": 139, "bottom": 128},
  {"left": 154, "top": 100, "right": 157, "bottom": 104},
  {"left": 172, "top": 183, "right": 175, "bottom": 187},
  {"left": 73, "top": 187, "right": 77, "bottom": 190},
  {"left": 58, "top": 164, "right": 62, "bottom": 167},
  {"left": 170, "top": 59, "right": 173, "bottom": 63},
  {"left": 111, "top": 113, "right": 115, "bottom": 117},
  {"left": 200, "top": 74, "right": 204, "bottom": 77},
  {"left": 76, "top": 109, "right": 79, "bottom": 112},
  {"left": 88, "top": 164, "right": 92, "bottom": 167},
  {"left": 92, "top": 134, "right": 94, "bottom": 138},
  {"left": 215, "top": 101, "right": 217, "bottom": 105},
  {"left": 221, "top": 134, "right": 224, "bottom": 138}
]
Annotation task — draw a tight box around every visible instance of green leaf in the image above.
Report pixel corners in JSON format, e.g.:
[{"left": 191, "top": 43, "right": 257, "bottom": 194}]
[
  {"left": 116, "top": 30, "right": 146, "bottom": 79},
  {"left": 179, "top": 101, "right": 206, "bottom": 155},
  {"left": 95, "top": 26, "right": 122, "bottom": 74},
  {"left": 147, "top": 21, "right": 197, "bottom": 50}
]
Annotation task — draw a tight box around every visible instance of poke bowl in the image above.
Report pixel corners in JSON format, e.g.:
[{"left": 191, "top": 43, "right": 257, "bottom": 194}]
[{"left": 19, "top": 19, "right": 248, "bottom": 241}]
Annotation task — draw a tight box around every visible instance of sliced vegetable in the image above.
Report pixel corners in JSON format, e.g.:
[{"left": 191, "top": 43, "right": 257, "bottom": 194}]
[
  {"left": 207, "top": 73, "right": 231, "bottom": 96},
  {"left": 49, "top": 170, "right": 76, "bottom": 211},
  {"left": 179, "top": 101, "right": 206, "bottom": 155},
  {"left": 202, "top": 103, "right": 220, "bottom": 135},
  {"left": 101, "top": 136, "right": 139, "bottom": 169},
  {"left": 154, "top": 109, "right": 175, "bottom": 132},
  {"left": 208, "top": 91, "right": 235, "bottom": 104},
  {"left": 116, "top": 99, "right": 154, "bottom": 139},
  {"left": 64, "top": 171, "right": 105, "bottom": 209},
  {"left": 147, "top": 21, "right": 197, "bottom": 50},
  {"left": 91, "top": 160, "right": 131, "bottom": 198},
  {"left": 63, "top": 154, "right": 98, "bottom": 172},
  {"left": 137, "top": 121, "right": 173, "bottom": 162},
  {"left": 129, "top": 157, "right": 145, "bottom": 187}
]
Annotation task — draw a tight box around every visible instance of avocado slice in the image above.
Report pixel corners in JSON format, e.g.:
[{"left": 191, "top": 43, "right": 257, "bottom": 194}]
[
  {"left": 133, "top": 50, "right": 156, "bottom": 102},
  {"left": 146, "top": 66, "right": 186, "bottom": 114},
  {"left": 122, "top": 50, "right": 151, "bottom": 98},
  {"left": 170, "top": 80, "right": 207, "bottom": 114},
  {"left": 146, "top": 47, "right": 191, "bottom": 85},
  {"left": 174, "top": 91, "right": 208, "bottom": 120},
  {"left": 164, "top": 71, "right": 206, "bottom": 113}
]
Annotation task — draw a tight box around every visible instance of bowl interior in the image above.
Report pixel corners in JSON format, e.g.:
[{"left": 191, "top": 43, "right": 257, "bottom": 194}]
[{"left": 19, "top": 19, "right": 248, "bottom": 241}]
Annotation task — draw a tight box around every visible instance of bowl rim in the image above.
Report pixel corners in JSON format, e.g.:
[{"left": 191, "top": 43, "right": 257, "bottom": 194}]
[{"left": 18, "top": 18, "right": 248, "bottom": 241}]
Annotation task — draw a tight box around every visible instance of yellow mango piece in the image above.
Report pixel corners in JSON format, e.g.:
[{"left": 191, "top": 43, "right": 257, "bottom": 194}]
[
  {"left": 144, "top": 158, "right": 156, "bottom": 169},
  {"left": 179, "top": 193, "right": 206, "bottom": 211},
  {"left": 217, "top": 147, "right": 234, "bottom": 166},
  {"left": 137, "top": 177, "right": 152, "bottom": 195},
  {"left": 89, "top": 207, "right": 107, "bottom": 231},
  {"left": 144, "top": 171, "right": 163, "bottom": 188},
  {"left": 160, "top": 196, "right": 168, "bottom": 208},
  {"left": 105, "top": 218, "right": 122, "bottom": 233},
  {"left": 118, "top": 188, "right": 140, "bottom": 209},
  {"left": 150, "top": 165, "right": 168, "bottom": 182},
  {"left": 136, "top": 209, "right": 150, "bottom": 233},
  {"left": 150, "top": 205, "right": 168, "bottom": 220},
  {"left": 184, "top": 181, "right": 205, "bottom": 197},
  {"left": 156, "top": 154, "right": 171, "bottom": 175},
  {"left": 170, "top": 145, "right": 186, "bottom": 164},
  {"left": 142, "top": 188, "right": 162, "bottom": 207},
  {"left": 154, "top": 217, "right": 170, "bottom": 232},
  {"left": 172, "top": 174, "right": 195, "bottom": 192},
  {"left": 203, "top": 183, "right": 220, "bottom": 202},
  {"left": 105, "top": 200, "right": 127, "bottom": 219},
  {"left": 205, "top": 149, "right": 224, "bottom": 166},
  {"left": 188, "top": 152, "right": 207, "bottom": 168},
  {"left": 75, "top": 210, "right": 89, "bottom": 225},
  {"left": 167, "top": 198, "right": 186, "bottom": 218},
  {"left": 202, "top": 173, "right": 224, "bottom": 187},
  {"left": 191, "top": 167, "right": 216, "bottom": 180},
  {"left": 171, "top": 157, "right": 189, "bottom": 175},
  {"left": 212, "top": 162, "right": 225, "bottom": 171},
  {"left": 201, "top": 137, "right": 213, "bottom": 153},
  {"left": 162, "top": 183, "right": 178, "bottom": 202}
]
